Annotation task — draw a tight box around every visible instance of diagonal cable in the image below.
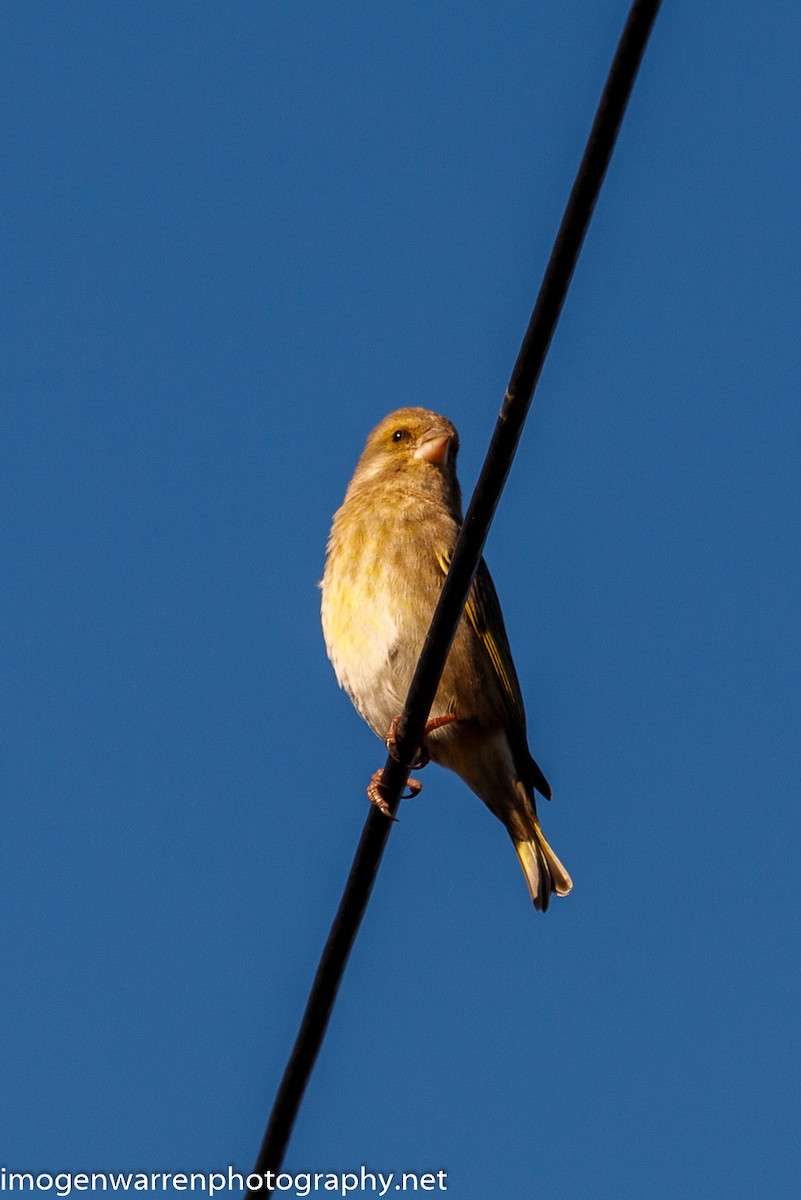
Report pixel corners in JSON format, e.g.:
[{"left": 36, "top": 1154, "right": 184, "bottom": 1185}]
[{"left": 248, "top": 1, "right": 662, "bottom": 1191}]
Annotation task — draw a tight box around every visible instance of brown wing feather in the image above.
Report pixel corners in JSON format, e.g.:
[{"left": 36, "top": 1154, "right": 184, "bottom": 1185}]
[{"left": 437, "top": 551, "right": 552, "bottom": 800}]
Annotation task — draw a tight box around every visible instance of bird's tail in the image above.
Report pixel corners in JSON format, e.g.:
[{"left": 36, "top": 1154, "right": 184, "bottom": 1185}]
[{"left": 513, "top": 821, "right": 573, "bottom": 912}]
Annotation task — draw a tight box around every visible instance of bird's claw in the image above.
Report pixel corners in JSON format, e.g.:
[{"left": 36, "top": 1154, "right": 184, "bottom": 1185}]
[
  {"left": 367, "top": 770, "right": 400, "bottom": 821},
  {"left": 367, "top": 770, "right": 423, "bottom": 819}
]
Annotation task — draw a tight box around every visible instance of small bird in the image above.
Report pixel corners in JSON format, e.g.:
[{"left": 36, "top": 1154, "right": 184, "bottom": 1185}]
[{"left": 320, "top": 407, "right": 572, "bottom": 911}]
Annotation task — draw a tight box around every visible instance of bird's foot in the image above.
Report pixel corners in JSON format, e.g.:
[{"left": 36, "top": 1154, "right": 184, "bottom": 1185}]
[
  {"left": 367, "top": 770, "right": 397, "bottom": 820},
  {"left": 370, "top": 713, "right": 460, "bottom": 819},
  {"left": 385, "top": 712, "right": 461, "bottom": 769},
  {"left": 367, "top": 770, "right": 423, "bottom": 820}
]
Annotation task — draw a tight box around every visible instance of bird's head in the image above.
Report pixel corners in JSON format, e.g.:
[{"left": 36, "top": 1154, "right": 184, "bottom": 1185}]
[{"left": 348, "top": 408, "right": 461, "bottom": 506}]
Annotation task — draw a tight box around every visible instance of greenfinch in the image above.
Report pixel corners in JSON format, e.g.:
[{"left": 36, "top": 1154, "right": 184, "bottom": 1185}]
[{"left": 320, "top": 407, "right": 572, "bottom": 911}]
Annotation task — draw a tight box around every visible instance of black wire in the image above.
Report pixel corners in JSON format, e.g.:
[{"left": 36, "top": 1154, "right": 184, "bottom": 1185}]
[{"left": 248, "top": 1, "right": 661, "bottom": 1191}]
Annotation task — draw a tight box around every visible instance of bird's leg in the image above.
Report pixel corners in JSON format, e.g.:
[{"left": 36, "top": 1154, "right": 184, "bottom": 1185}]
[
  {"left": 422, "top": 712, "right": 462, "bottom": 740},
  {"left": 385, "top": 712, "right": 461, "bottom": 769}
]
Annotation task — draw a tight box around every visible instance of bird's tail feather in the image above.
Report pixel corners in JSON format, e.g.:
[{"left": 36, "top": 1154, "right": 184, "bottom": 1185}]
[{"left": 513, "top": 823, "right": 573, "bottom": 912}]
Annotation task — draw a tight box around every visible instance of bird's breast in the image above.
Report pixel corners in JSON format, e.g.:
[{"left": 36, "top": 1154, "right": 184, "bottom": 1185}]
[{"left": 321, "top": 502, "right": 445, "bottom": 736}]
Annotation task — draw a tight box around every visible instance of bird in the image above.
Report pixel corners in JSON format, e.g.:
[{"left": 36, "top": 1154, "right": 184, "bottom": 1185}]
[{"left": 320, "top": 407, "right": 572, "bottom": 911}]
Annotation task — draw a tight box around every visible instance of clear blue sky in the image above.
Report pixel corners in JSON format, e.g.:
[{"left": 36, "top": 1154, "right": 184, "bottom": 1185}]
[{"left": 3, "top": 2, "right": 800, "bottom": 1197}]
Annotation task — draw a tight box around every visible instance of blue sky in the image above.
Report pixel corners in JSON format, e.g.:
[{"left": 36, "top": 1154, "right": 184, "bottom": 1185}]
[{"left": 2, "top": 2, "right": 800, "bottom": 1197}]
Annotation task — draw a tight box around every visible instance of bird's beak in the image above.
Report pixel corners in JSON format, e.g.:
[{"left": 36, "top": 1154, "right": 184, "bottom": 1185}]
[{"left": 413, "top": 427, "right": 453, "bottom": 465}]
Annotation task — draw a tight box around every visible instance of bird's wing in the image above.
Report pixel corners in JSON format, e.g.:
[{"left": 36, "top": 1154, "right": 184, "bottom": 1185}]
[{"left": 436, "top": 549, "right": 552, "bottom": 800}]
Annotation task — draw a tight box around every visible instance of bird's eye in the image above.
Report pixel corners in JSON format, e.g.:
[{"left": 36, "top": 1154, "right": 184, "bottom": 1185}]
[{"left": 391, "top": 429, "right": 407, "bottom": 443}]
